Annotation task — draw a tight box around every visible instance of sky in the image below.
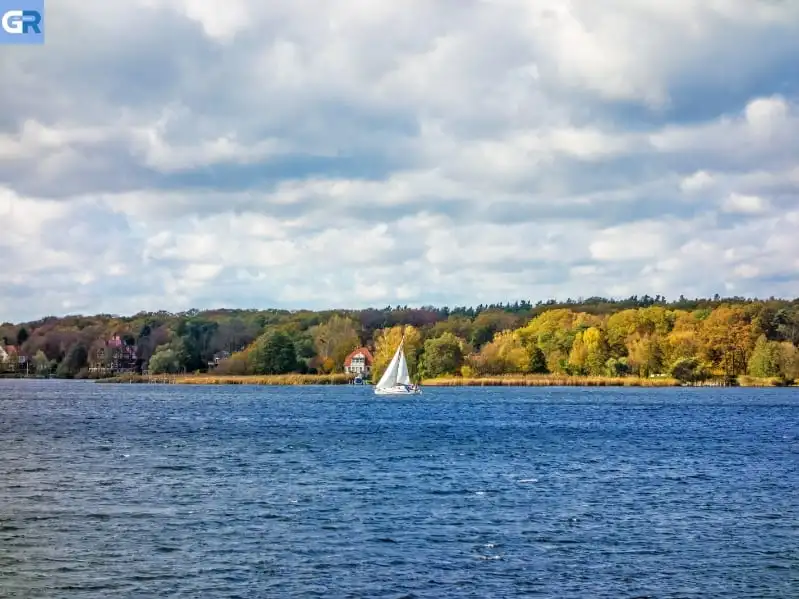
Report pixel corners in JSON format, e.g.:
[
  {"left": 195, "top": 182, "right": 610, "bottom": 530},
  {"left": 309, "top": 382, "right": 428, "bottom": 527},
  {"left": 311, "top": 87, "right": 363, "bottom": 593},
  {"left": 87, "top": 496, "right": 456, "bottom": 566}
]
[{"left": 1, "top": 0, "right": 799, "bottom": 322}]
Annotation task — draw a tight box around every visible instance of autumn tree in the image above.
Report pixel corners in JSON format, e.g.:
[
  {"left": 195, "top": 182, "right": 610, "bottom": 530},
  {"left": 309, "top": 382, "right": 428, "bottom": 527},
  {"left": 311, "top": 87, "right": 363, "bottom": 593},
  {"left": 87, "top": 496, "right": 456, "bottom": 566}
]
[
  {"left": 626, "top": 333, "right": 664, "bottom": 377},
  {"left": 467, "top": 330, "right": 528, "bottom": 375},
  {"left": 214, "top": 351, "right": 250, "bottom": 375},
  {"left": 605, "top": 309, "right": 640, "bottom": 356},
  {"left": 469, "top": 311, "right": 523, "bottom": 349},
  {"left": 311, "top": 315, "right": 361, "bottom": 372},
  {"left": 698, "top": 305, "right": 755, "bottom": 376},
  {"left": 516, "top": 309, "right": 584, "bottom": 373},
  {"left": 777, "top": 342, "right": 799, "bottom": 381},
  {"left": 428, "top": 315, "right": 474, "bottom": 344}
]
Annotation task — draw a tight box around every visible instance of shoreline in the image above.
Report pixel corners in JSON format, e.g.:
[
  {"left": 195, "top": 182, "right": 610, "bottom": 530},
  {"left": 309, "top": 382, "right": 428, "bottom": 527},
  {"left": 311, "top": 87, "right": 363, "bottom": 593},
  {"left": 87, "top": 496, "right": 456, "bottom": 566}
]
[
  {"left": 90, "top": 373, "right": 791, "bottom": 387},
  {"left": 2, "top": 372, "right": 791, "bottom": 387}
]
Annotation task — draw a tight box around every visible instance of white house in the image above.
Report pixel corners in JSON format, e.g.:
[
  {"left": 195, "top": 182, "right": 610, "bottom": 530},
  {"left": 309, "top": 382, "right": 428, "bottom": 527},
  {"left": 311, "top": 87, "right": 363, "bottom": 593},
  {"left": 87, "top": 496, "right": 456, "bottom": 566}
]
[{"left": 343, "top": 347, "right": 374, "bottom": 376}]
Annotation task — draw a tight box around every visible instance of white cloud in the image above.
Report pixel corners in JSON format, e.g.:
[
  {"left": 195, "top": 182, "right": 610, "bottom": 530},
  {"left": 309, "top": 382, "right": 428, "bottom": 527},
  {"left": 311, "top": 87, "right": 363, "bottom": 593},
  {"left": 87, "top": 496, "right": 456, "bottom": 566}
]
[
  {"left": 0, "top": 0, "right": 799, "bottom": 320},
  {"left": 680, "top": 170, "right": 715, "bottom": 193},
  {"left": 589, "top": 222, "right": 672, "bottom": 261},
  {"left": 721, "top": 193, "right": 770, "bottom": 214}
]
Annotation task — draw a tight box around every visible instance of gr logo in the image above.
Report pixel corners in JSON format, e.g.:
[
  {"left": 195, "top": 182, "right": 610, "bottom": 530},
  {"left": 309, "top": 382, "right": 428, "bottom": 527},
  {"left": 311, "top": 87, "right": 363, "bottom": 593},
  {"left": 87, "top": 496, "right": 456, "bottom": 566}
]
[
  {"left": 0, "top": 0, "right": 44, "bottom": 44},
  {"left": 2, "top": 10, "right": 41, "bottom": 33}
]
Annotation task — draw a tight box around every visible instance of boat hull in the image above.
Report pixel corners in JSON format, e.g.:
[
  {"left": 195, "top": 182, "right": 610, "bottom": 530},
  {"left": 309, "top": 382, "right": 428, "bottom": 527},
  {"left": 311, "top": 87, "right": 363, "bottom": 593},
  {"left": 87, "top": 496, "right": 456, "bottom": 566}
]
[{"left": 374, "top": 385, "right": 422, "bottom": 395}]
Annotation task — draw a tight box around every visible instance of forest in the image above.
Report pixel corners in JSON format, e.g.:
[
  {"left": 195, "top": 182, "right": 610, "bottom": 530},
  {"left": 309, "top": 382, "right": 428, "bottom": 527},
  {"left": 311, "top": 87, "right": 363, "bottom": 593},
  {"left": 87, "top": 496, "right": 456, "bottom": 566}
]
[{"left": 2, "top": 294, "right": 799, "bottom": 384}]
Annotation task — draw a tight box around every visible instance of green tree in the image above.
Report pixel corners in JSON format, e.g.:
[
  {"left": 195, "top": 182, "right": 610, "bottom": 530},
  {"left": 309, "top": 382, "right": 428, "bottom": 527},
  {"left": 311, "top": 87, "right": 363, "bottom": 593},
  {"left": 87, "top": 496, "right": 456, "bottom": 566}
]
[
  {"left": 16, "top": 327, "right": 29, "bottom": 346},
  {"left": 176, "top": 318, "right": 219, "bottom": 371},
  {"left": 528, "top": 345, "right": 548, "bottom": 374},
  {"left": 148, "top": 348, "right": 182, "bottom": 374},
  {"left": 418, "top": 332, "right": 464, "bottom": 379},
  {"left": 605, "top": 357, "right": 629, "bottom": 377},
  {"left": 747, "top": 335, "right": 780, "bottom": 378},
  {"left": 248, "top": 331, "right": 298, "bottom": 374},
  {"left": 55, "top": 343, "right": 88, "bottom": 378},
  {"left": 669, "top": 357, "right": 710, "bottom": 384}
]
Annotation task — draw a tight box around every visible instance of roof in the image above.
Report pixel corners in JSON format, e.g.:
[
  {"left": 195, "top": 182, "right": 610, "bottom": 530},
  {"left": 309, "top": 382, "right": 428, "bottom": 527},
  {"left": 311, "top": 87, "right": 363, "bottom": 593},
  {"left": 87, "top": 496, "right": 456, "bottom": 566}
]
[{"left": 343, "top": 347, "right": 374, "bottom": 367}]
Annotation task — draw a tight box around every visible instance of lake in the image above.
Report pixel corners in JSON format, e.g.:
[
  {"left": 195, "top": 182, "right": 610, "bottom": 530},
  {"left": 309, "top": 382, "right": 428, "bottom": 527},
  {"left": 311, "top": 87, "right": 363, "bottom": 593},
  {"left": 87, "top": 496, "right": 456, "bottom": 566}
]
[{"left": 0, "top": 380, "right": 797, "bottom": 598}]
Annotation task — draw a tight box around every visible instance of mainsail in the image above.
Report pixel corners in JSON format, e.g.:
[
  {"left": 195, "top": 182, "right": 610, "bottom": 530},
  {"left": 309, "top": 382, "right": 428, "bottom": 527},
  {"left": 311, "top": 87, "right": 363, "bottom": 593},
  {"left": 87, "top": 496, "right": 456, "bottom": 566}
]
[{"left": 375, "top": 339, "right": 404, "bottom": 390}]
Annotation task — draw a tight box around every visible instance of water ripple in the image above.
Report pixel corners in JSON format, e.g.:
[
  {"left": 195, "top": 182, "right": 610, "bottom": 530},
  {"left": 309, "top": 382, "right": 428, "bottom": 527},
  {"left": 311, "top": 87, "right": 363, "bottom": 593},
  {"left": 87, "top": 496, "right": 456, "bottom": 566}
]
[{"left": 0, "top": 380, "right": 797, "bottom": 597}]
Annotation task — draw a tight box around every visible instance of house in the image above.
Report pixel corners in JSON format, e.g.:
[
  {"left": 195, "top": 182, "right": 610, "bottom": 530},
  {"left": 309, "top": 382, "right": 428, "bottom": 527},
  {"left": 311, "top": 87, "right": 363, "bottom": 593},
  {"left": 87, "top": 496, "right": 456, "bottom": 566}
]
[
  {"left": 90, "top": 335, "right": 139, "bottom": 374},
  {"left": 0, "top": 345, "right": 27, "bottom": 372},
  {"left": 207, "top": 350, "right": 231, "bottom": 369},
  {"left": 343, "top": 347, "right": 374, "bottom": 376}
]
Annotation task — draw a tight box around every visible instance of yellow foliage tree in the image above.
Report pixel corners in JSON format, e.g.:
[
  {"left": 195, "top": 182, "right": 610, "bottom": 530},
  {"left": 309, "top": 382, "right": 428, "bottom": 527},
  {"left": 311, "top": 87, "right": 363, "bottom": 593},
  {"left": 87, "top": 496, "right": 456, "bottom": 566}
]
[
  {"left": 637, "top": 306, "right": 675, "bottom": 336},
  {"left": 372, "top": 325, "right": 422, "bottom": 382},
  {"left": 663, "top": 329, "right": 700, "bottom": 365},
  {"left": 468, "top": 330, "right": 528, "bottom": 375},
  {"left": 626, "top": 333, "right": 664, "bottom": 377},
  {"left": 697, "top": 305, "right": 755, "bottom": 376},
  {"left": 568, "top": 331, "right": 589, "bottom": 374},
  {"left": 583, "top": 326, "right": 610, "bottom": 375},
  {"left": 516, "top": 309, "right": 581, "bottom": 362},
  {"left": 777, "top": 342, "right": 799, "bottom": 380},
  {"left": 606, "top": 309, "right": 640, "bottom": 355}
]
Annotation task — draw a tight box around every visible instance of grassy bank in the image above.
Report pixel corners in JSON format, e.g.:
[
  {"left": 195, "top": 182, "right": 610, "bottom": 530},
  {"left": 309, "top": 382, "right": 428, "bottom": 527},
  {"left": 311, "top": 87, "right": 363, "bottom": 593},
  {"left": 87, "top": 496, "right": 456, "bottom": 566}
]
[
  {"left": 96, "top": 373, "right": 354, "bottom": 385},
  {"left": 421, "top": 374, "right": 680, "bottom": 387}
]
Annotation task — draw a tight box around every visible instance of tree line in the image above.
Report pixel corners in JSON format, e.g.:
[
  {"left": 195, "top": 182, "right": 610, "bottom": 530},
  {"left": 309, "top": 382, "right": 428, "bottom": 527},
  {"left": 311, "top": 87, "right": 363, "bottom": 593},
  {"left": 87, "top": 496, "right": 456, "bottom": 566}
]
[{"left": 1, "top": 296, "right": 798, "bottom": 383}]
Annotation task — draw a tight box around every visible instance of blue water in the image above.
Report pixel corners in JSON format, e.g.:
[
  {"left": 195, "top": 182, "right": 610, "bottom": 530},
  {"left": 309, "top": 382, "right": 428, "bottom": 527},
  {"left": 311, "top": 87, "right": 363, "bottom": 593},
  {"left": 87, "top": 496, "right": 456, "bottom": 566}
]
[{"left": 0, "top": 380, "right": 797, "bottom": 598}]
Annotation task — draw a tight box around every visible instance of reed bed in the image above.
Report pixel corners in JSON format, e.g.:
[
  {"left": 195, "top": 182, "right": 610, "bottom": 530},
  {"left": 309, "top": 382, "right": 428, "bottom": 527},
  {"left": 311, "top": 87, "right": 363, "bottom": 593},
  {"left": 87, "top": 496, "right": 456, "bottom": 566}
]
[
  {"left": 97, "top": 373, "right": 354, "bottom": 385},
  {"left": 422, "top": 374, "right": 680, "bottom": 387},
  {"left": 737, "top": 375, "right": 791, "bottom": 387}
]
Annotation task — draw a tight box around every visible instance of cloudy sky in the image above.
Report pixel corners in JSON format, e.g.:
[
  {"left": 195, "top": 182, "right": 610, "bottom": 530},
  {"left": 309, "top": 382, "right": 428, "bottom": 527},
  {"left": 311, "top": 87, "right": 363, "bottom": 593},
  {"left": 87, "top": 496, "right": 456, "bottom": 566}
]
[{"left": 1, "top": 0, "right": 799, "bottom": 322}]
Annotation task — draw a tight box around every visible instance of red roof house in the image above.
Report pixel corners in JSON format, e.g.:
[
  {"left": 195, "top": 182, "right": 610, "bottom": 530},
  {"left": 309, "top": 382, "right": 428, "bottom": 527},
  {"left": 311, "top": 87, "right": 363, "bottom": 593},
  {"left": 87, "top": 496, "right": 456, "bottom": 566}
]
[{"left": 343, "top": 347, "right": 374, "bottom": 376}]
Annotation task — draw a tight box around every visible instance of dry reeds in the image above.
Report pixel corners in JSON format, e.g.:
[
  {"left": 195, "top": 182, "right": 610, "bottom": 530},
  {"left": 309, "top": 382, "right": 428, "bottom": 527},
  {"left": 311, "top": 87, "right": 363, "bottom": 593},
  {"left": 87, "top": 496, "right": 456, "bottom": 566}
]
[
  {"left": 96, "top": 373, "right": 354, "bottom": 385},
  {"left": 737, "top": 375, "right": 790, "bottom": 387},
  {"left": 421, "top": 374, "right": 680, "bottom": 387}
]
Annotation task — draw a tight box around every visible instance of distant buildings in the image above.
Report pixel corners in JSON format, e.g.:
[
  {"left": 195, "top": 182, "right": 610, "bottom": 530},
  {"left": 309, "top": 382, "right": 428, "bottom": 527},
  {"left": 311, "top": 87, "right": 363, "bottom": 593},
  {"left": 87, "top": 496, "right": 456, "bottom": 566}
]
[
  {"left": 343, "top": 347, "right": 374, "bottom": 376},
  {"left": 0, "top": 345, "right": 28, "bottom": 372},
  {"left": 88, "top": 335, "right": 139, "bottom": 375},
  {"left": 207, "top": 350, "right": 231, "bottom": 369}
]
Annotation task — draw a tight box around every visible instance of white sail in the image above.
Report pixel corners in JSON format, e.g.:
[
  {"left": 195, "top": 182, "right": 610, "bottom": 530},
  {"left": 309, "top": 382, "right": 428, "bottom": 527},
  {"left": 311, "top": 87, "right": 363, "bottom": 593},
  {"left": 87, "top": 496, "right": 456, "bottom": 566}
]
[
  {"left": 396, "top": 350, "right": 411, "bottom": 386},
  {"left": 373, "top": 336, "right": 421, "bottom": 395},
  {"left": 375, "top": 341, "right": 403, "bottom": 389}
]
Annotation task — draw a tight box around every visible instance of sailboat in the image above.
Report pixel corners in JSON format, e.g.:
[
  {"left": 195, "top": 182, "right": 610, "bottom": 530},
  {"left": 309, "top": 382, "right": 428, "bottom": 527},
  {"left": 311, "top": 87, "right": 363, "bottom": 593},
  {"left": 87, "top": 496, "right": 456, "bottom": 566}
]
[{"left": 373, "top": 337, "right": 421, "bottom": 395}]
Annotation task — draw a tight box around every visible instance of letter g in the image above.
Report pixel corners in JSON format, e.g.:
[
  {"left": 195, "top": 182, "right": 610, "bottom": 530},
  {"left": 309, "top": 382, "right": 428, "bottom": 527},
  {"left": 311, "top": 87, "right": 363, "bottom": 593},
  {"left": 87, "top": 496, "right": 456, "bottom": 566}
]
[{"left": 2, "top": 10, "right": 24, "bottom": 34}]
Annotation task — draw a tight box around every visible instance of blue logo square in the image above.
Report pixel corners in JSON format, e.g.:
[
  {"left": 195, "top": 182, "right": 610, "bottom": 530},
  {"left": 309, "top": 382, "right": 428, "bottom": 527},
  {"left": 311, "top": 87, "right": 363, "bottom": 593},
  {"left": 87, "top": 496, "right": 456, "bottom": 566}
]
[{"left": 0, "top": 0, "right": 44, "bottom": 45}]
